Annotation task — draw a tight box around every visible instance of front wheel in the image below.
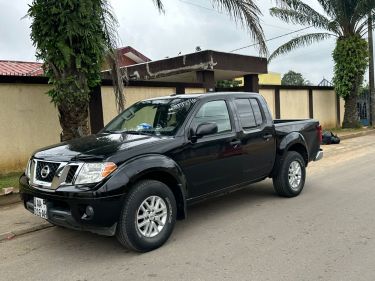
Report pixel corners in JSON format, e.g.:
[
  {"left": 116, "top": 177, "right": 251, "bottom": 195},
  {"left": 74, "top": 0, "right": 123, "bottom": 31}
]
[
  {"left": 116, "top": 180, "right": 177, "bottom": 252},
  {"left": 273, "top": 151, "right": 306, "bottom": 197}
]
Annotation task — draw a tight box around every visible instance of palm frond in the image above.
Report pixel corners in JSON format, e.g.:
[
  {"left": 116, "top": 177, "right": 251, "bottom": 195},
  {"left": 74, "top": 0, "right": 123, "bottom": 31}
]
[
  {"left": 316, "top": 0, "right": 337, "bottom": 18},
  {"left": 210, "top": 0, "right": 267, "bottom": 56},
  {"left": 270, "top": 7, "right": 333, "bottom": 31},
  {"left": 152, "top": 0, "right": 165, "bottom": 13},
  {"left": 268, "top": 32, "right": 333, "bottom": 62}
]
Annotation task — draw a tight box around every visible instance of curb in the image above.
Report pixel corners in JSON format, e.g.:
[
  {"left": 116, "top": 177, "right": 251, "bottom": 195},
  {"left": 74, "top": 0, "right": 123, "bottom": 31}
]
[
  {"left": 0, "top": 192, "right": 21, "bottom": 207},
  {"left": 339, "top": 129, "right": 375, "bottom": 140},
  {"left": 0, "top": 222, "right": 53, "bottom": 242}
]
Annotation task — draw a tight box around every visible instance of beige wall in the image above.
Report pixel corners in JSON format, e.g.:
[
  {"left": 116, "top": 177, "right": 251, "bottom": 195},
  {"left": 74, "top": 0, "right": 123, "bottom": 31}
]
[
  {"left": 101, "top": 86, "right": 176, "bottom": 125},
  {"left": 313, "top": 90, "right": 337, "bottom": 128},
  {"left": 280, "top": 89, "right": 309, "bottom": 119},
  {"left": 0, "top": 84, "right": 60, "bottom": 173},
  {"left": 340, "top": 98, "right": 345, "bottom": 126},
  {"left": 259, "top": 89, "right": 275, "bottom": 118},
  {"left": 0, "top": 82, "right": 344, "bottom": 173},
  {"left": 185, "top": 88, "right": 206, "bottom": 94}
]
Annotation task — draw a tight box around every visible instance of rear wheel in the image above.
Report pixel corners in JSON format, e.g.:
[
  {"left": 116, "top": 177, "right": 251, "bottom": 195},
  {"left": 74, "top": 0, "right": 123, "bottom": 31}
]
[
  {"left": 273, "top": 151, "right": 306, "bottom": 197},
  {"left": 116, "top": 180, "right": 177, "bottom": 252}
]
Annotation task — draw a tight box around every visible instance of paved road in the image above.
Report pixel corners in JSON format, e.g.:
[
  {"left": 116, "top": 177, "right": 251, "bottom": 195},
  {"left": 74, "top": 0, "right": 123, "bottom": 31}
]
[{"left": 1, "top": 135, "right": 375, "bottom": 281}]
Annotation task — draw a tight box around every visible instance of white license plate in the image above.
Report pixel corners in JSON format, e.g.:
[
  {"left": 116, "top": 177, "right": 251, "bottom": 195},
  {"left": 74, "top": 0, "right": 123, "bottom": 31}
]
[{"left": 33, "top": 197, "right": 48, "bottom": 219}]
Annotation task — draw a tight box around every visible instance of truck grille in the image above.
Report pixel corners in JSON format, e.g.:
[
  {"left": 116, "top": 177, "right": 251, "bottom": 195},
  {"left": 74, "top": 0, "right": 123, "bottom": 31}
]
[
  {"left": 35, "top": 161, "right": 61, "bottom": 183},
  {"left": 31, "top": 160, "right": 80, "bottom": 189}
]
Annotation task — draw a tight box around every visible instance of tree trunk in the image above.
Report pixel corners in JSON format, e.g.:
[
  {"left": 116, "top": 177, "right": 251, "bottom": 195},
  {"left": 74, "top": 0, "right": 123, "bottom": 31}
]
[
  {"left": 342, "top": 94, "right": 360, "bottom": 128},
  {"left": 58, "top": 102, "right": 90, "bottom": 142}
]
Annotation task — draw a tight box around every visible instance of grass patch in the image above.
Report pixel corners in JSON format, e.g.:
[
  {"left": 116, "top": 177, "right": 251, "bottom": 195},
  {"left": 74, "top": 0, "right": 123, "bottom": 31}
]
[{"left": 0, "top": 172, "right": 22, "bottom": 190}]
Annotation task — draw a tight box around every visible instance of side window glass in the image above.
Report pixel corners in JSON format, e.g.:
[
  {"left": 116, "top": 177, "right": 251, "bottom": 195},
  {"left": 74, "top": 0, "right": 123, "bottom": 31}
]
[
  {"left": 250, "top": 99, "right": 264, "bottom": 125},
  {"left": 192, "top": 100, "right": 231, "bottom": 134},
  {"left": 235, "top": 99, "right": 257, "bottom": 129}
]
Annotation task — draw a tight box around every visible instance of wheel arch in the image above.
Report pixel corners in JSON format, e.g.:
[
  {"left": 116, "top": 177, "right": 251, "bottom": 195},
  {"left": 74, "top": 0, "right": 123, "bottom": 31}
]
[
  {"left": 109, "top": 154, "right": 188, "bottom": 220},
  {"left": 271, "top": 133, "right": 309, "bottom": 177}
]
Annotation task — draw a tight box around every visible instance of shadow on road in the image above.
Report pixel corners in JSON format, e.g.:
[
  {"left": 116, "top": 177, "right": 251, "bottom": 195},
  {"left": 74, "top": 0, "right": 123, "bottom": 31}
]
[{"left": 32, "top": 180, "right": 280, "bottom": 257}]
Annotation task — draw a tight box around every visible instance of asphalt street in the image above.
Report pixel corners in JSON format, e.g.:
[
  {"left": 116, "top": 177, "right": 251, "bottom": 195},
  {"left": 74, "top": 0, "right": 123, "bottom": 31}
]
[{"left": 1, "top": 135, "right": 375, "bottom": 281}]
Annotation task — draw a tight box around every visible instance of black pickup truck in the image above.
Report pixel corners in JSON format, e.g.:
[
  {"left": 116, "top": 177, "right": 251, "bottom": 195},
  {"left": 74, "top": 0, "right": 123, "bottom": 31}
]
[{"left": 20, "top": 92, "right": 323, "bottom": 252}]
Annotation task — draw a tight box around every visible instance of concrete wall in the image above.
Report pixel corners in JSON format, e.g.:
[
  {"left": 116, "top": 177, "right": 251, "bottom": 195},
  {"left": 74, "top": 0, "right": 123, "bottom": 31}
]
[
  {"left": 185, "top": 88, "right": 206, "bottom": 94},
  {"left": 313, "top": 89, "right": 337, "bottom": 128},
  {"left": 259, "top": 89, "right": 275, "bottom": 118},
  {"left": 0, "top": 84, "right": 60, "bottom": 173},
  {"left": 280, "top": 89, "right": 309, "bottom": 119},
  {"left": 0, "top": 82, "right": 343, "bottom": 173}
]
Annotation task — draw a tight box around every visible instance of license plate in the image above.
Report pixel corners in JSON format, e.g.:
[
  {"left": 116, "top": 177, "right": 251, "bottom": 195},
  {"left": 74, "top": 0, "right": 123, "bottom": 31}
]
[{"left": 33, "top": 197, "right": 48, "bottom": 219}]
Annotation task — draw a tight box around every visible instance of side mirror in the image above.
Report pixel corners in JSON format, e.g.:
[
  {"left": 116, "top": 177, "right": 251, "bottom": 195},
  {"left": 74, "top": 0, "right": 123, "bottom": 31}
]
[{"left": 195, "top": 122, "right": 218, "bottom": 138}]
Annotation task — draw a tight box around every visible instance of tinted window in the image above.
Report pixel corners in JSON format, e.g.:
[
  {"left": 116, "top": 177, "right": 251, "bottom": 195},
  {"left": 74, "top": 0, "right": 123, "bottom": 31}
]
[
  {"left": 250, "top": 99, "right": 263, "bottom": 125},
  {"left": 235, "top": 99, "right": 257, "bottom": 129},
  {"left": 192, "top": 100, "right": 231, "bottom": 133},
  {"left": 104, "top": 98, "right": 197, "bottom": 136}
]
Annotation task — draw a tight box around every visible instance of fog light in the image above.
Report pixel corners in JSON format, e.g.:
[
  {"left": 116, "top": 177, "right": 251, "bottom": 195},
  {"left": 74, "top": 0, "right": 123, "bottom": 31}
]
[
  {"left": 86, "top": 206, "right": 94, "bottom": 217},
  {"left": 82, "top": 205, "right": 94, "bottom": 220}
]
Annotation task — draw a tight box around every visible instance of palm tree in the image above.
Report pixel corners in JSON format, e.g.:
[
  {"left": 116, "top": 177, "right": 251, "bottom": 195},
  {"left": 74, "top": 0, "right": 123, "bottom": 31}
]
[
  {"left": 28, "top": 0, "right": 267, "bottom": 141},
  {"left": 269, "top": 0, "right": 375, "bottom": 128}
]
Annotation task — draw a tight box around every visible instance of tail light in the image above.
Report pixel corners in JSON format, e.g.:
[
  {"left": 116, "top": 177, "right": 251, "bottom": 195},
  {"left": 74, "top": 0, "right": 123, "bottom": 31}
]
[{"left": 317, "top": 125, "right": 322, "bottom": 143}]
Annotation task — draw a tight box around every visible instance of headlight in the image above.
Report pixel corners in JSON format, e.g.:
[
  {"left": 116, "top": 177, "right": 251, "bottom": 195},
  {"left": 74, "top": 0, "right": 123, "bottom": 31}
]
[
  {"left": 75, "top": 162, "right": 117, "bottom": 185},
  {"left": 25, "top": 159, "right": 32, "bottom": 178}
]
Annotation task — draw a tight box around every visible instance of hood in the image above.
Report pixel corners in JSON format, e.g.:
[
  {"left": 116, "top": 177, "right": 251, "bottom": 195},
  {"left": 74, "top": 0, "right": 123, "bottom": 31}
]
[{"left": 33, "top": 133, "right": 164, "bottom": 162}]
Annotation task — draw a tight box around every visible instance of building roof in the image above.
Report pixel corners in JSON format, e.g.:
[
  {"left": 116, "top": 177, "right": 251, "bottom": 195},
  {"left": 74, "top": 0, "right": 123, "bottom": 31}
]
[
  {"left": 0, "top": 46, "right": 150, "bottom": 77},
  {"left": 116, "top": 46, "right": 151, "bottom": 66},
  {"left": 102, "top": 50, "right": 267, "bottom": 83},
  {"left": 0, "top": 60, "right": 43, "bottom": 76}
]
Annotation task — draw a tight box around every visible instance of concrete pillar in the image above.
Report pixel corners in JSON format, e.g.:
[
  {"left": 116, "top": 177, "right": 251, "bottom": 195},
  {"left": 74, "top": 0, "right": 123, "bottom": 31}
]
[
  {"left": 243, "top": 74, "right": 259, "bottom": 93},
  {"left": 176, "top": 85, "right": 185, "bottom": 95},
  {"left": 196, "top": 70, "right": 215, "bottom": 92},
  {"left": 89, "top": 85, "right": 104, "bottom": 134}
]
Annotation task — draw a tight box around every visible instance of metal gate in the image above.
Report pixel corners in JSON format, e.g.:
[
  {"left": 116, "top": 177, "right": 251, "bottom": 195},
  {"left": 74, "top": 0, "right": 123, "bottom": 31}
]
[{"left": 357, "top": 91, "right": 370, "bottom": 126}]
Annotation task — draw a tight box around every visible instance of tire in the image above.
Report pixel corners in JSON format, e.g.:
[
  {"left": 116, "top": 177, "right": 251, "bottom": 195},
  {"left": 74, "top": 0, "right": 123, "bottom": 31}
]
[
  {"left": 272, "top": 151, "right": 306, "bottom": 198},
  {"left": 116, "top": 180, "right": 177, "bottom": 252}
]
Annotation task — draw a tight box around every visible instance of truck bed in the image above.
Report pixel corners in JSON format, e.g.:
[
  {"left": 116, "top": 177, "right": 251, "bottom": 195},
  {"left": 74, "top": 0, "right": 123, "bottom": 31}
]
[{"left": 273, "top": 119, "right": 321, "bottom": 162}]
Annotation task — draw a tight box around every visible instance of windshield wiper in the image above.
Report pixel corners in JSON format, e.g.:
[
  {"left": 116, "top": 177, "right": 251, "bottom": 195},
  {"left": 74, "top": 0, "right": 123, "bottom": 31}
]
[{"left": 123, "top": 130, "right": 154, "bottom": 136}]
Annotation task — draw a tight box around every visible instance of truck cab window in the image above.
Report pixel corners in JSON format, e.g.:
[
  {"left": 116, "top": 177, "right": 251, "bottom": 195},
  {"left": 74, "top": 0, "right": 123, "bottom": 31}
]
[
  {"left": 192, "top": 100, "right": 231, "bottom": 133},
  {"left": 235, "top": 99, "right": 257, "bottom": 129},
  {"left": 250, "top": 99, "right": 264, "bottom": 125}
]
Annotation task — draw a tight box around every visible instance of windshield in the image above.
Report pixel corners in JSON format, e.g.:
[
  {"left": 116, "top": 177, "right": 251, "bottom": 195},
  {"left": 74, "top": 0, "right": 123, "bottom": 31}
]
[{"left": 104, "top": 97, "right": 198, "bottom": 136}]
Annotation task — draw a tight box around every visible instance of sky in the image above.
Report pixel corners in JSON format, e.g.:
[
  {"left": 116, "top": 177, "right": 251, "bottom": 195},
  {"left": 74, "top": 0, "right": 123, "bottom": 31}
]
[{"left": 0, "top": 0, "right": 371, "bottom": 85}]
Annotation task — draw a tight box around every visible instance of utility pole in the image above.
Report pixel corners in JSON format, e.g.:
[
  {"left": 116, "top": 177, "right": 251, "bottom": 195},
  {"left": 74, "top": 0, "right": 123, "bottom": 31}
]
[{"left": 368, "top": 13, "right": 375, "bottom": 126}]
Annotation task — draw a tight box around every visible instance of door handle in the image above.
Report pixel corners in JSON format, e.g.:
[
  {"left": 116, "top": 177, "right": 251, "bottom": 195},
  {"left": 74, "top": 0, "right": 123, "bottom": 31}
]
[
  {"left": 230, "top": 139, "right": 241, "bottom": 148},
  {"left": 263, "top": 134, "right": 273, "bottom": 140}
]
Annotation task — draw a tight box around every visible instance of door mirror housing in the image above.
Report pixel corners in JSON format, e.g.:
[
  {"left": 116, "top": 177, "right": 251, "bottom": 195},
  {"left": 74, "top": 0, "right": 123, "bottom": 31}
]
[{"left": 193, "top": 122, "right": 218, "bottom": 139}]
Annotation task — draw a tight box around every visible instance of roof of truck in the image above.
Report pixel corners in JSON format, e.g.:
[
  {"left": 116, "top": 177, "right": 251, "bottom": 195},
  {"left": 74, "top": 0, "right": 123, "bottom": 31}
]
[{"left": 145, "top": 92, "right": 259, "bottom": 101}]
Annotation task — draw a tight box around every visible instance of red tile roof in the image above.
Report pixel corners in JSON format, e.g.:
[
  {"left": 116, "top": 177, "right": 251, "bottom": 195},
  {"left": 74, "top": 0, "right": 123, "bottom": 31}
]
[
  {"left": 0, "top": 60, "right": 44, "bottom": 76},
  {"left": 0, "top": 47, "right": 150, "bottom": 77}
]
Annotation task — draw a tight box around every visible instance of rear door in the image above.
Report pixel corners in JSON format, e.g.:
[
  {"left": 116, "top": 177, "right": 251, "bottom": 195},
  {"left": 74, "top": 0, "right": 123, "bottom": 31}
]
[
  {"left": 233, "top": 97, "right": 276, "bottom": 182},
  {"left": 177, "top": 99, "right": 243, "bottom": 198}
]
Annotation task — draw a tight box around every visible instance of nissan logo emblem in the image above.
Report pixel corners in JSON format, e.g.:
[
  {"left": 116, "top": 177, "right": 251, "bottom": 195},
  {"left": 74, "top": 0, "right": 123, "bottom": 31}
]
[{"left": 40, "top": 165, "right": 51, "bottom": 179}]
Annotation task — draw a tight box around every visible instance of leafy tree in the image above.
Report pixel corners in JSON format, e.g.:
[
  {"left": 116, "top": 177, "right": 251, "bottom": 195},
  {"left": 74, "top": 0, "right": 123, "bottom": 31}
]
[
  {"left": 28, "top": 0, "right": 122, "bottom": 141},
  {"left": 216, "top": 79, "right": 242, "bottom": 88},
  {"left": 28, "top": 0, "right": 267, "bottom": 141},
  {"left": 281, "top": 70, "right": 310, "bottom": 86},
  {"left": 269, "top": 0, "right": 375, "bottom": 128}
]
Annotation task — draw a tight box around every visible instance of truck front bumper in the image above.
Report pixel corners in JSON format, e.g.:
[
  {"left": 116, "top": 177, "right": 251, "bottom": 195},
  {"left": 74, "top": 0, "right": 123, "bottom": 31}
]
[
  {"left": 314, "top": 149, "right": 324, "bottom": 161},
  {"left": 19, "top": 175, "right": 124, "bottom": 236}
]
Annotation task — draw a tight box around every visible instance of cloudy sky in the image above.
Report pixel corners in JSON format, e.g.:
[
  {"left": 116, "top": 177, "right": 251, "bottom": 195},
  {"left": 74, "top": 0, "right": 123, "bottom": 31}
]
[{"left": 0, "top": 0, "right": 371, "bottom": 84}]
